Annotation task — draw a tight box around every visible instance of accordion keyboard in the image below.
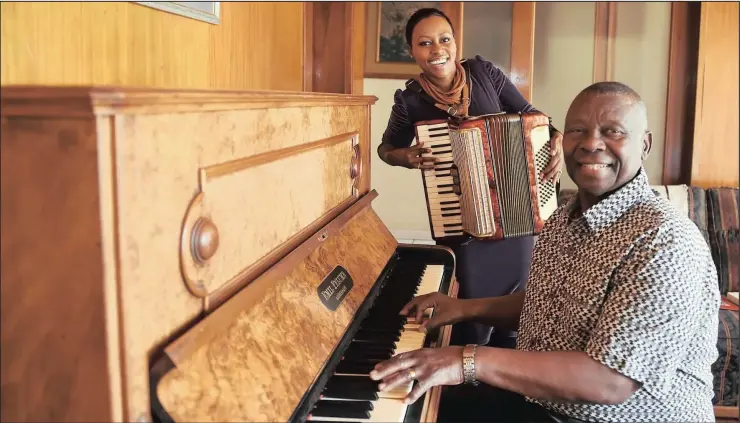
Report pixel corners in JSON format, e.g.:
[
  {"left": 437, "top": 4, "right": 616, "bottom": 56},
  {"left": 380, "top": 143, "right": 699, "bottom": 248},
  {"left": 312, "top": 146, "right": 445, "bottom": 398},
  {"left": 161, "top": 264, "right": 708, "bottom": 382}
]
[
  {"left": 416, "top": 113, "right": 558, "bottom": 242},
  {"left": 416, "top": 122, "right": 464, "bottom": 238}
]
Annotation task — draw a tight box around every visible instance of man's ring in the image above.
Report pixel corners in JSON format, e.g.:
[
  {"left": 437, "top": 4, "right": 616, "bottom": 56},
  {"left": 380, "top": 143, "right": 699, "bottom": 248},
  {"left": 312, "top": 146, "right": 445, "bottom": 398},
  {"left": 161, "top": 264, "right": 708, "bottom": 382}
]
[{"left": 408, "top": 368, "right": 416, "bottom": 380}]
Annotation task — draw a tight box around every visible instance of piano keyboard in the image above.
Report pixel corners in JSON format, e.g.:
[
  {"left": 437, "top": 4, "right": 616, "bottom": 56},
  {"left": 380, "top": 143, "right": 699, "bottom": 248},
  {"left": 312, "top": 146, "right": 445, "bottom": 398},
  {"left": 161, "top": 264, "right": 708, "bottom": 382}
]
[
  {"left": 307, "top": 262, "right": 445, "bottom": 422},
  {"left": 417, "top": 123, "right": 464, "bottom": 238}
]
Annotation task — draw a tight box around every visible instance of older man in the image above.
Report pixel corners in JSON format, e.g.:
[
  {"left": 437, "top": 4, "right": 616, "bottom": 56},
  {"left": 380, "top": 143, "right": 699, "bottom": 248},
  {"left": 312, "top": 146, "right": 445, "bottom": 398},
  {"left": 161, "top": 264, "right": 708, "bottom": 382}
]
[{"left": 369, "top": 82, "right": 720, "bottom": 422}]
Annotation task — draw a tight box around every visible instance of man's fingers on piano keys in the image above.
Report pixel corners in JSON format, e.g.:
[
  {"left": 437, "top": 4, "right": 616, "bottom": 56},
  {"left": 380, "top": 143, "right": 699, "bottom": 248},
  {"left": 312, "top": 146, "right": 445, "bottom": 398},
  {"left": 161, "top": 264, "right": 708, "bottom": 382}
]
[
  {"left": 405, "top": 377, "right": 434, "bottom": 404},
  {"left": 399, "top": 293, "right": 433, "bottom": 314},
  {"left": 369, "top": 350, "right": 417, "bottom": 382}
]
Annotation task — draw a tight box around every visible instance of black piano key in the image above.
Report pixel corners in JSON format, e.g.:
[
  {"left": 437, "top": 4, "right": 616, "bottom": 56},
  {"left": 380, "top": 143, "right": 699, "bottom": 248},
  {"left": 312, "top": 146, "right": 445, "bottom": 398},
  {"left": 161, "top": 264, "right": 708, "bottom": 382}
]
[
  {"left": 355, "top": 326, "right": 402, "bottom": 335},
  {"left": 343, "top": 348, "right": 394, "bottom": 361},
  {"left": 323, "top": 387, "right": 379, "bottom": 401},
  {"left": 335, "top": 360, "right": 377, "bottom": 375},
  {"left": 326, "top": 375, "right": 380, "bottom": 388},
  {"left": 432, "top": 152, "right": 452, "bottom": 158},
  {"left": 311, "top": 400, "right": 373, "bottom": 419},
  {"left": 324, "top": 379, "right": 379, "bottom": 399}
]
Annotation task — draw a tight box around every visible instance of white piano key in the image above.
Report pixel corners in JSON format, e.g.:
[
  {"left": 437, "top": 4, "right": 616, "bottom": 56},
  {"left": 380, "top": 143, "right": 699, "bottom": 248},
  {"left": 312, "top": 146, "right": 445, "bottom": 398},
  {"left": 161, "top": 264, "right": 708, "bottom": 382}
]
[{"left": 307, "top": 397, "right": 408, "bottom": 422}]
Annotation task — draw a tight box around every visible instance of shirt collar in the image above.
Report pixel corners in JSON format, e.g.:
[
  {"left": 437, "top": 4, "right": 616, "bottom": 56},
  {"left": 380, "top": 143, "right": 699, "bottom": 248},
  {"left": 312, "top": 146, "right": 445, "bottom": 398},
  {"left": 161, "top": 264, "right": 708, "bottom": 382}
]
[{"left": 565, "top": 168, "right": 653, "bottom": 232}]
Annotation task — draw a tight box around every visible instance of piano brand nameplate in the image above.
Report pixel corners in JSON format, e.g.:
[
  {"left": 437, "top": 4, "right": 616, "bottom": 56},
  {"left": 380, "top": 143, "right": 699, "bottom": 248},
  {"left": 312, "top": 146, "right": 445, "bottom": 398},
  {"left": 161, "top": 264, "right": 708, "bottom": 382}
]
[{"left": 317, "top": 266, "right": 354, "bottom": 311}]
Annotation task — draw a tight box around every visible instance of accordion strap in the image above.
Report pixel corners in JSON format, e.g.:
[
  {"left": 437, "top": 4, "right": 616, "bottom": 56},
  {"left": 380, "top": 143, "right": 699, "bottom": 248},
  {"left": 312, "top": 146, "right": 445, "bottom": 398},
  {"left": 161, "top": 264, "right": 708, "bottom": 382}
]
[{"left": 406, "top": 60, "right": 472, "bottom": 118}]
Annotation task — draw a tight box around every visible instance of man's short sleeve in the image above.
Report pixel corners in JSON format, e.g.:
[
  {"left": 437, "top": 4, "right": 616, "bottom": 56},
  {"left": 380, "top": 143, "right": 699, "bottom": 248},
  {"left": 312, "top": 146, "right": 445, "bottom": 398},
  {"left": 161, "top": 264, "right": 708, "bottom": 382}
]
[
  {"left": 585, "top": 224, "right": 715, "bottom": 400},
  {"left": 381, "top": 89, "right": 415, "bottom": 148}
]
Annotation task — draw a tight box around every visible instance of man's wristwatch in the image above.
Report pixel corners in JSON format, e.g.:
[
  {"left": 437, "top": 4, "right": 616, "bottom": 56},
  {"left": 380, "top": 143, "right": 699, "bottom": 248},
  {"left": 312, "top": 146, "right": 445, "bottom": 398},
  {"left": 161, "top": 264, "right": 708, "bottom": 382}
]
[{"left": 462, "top": 344, "right": 479, "bottom": 386}]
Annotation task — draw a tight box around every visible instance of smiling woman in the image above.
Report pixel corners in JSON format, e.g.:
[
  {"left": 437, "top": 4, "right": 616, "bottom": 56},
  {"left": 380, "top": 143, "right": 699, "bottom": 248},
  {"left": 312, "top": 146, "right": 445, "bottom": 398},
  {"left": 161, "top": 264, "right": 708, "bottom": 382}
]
[{"left": 376, "top": 7, "right": 564, "bottom": 347}]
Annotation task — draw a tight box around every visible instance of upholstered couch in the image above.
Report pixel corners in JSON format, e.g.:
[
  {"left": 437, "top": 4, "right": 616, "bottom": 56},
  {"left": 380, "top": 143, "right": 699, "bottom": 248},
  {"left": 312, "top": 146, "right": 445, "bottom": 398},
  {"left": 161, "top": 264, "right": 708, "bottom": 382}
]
[{"left": 558, "top": 184, "right": 739, "bottom": 418}]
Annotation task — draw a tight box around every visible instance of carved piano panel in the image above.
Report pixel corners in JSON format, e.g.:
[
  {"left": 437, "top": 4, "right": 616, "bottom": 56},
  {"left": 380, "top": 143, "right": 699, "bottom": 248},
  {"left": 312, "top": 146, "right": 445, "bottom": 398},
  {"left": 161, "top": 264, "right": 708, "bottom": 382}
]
[
  {"left": 0, "top": 87, "right": 376, "bottom": 422},
  {"left": 154, "top": 195, "right": 398, "bottom": 422}
]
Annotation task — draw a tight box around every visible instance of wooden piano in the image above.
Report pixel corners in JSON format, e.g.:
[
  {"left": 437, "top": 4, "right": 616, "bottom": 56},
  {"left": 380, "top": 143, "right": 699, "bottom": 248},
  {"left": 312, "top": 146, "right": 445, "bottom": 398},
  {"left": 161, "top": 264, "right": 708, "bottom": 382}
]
[{"left": 0, "top": 86, "right": 458, "bottom": 422}]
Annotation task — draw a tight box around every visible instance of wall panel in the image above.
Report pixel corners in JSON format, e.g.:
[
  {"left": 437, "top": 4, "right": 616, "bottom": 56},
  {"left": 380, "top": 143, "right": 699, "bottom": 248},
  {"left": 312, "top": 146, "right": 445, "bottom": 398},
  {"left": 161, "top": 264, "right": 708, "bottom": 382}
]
[
  {"left": 0, "top": 2, "right": 304, "bottom": 91},
  {"left": 691, "top": 1, "right": 739, "bottom": 188}
]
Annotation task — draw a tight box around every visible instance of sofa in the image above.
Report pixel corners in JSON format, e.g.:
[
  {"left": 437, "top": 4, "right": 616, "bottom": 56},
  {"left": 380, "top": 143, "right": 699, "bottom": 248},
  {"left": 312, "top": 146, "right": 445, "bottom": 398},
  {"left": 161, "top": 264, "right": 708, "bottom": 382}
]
[{"left": 558, "top": 184, "right": 739, "bottom": 418}]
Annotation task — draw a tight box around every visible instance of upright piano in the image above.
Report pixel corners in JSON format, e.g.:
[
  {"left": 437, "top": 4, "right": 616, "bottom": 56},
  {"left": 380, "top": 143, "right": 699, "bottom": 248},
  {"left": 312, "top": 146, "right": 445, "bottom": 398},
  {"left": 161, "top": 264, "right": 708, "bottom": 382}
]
[{"left": 0, "top": 87, "right": 458, "bottom": 422}]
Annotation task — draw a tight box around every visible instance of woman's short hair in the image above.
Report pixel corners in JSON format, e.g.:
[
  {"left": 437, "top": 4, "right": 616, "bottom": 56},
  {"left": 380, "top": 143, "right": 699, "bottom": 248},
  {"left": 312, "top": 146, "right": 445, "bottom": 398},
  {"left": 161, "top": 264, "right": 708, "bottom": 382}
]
[{"left": 405, "top": 8, "right": 455, "bottom": 47}]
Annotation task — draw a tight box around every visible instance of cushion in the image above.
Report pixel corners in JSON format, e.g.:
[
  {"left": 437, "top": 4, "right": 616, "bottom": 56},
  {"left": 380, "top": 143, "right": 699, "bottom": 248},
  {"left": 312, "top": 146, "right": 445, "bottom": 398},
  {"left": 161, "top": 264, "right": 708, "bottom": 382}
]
[
  {"left": 650, "top": 184, "right": 690, "bottom": 216},
  {"left": 713, "top": 307, "right": 739, "bottom": 407},
  {"left": 707, "top": 188, "right": 740, "bottom": 295}
]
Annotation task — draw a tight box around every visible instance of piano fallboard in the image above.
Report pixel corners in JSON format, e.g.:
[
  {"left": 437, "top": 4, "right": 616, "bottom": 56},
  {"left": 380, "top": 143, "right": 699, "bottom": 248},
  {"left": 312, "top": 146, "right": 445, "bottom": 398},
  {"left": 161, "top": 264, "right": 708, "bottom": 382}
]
[{"left": 150, "top": 192, "right": 457, "bottom": 423}]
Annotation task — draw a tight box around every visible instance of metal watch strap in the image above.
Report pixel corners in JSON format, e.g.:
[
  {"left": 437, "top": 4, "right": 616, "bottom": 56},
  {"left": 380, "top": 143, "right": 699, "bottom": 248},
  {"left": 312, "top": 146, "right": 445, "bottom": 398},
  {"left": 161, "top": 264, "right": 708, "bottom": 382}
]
[{"left": 462, "top": 344, "right": 478, "bottom": 385}]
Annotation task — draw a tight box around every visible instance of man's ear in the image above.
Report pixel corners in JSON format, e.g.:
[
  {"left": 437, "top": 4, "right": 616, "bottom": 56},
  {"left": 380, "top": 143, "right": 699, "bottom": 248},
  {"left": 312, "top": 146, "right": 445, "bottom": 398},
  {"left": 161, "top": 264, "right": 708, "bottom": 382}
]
[{"left": 641, "top": 131, "right": 653, "bottom": 160}]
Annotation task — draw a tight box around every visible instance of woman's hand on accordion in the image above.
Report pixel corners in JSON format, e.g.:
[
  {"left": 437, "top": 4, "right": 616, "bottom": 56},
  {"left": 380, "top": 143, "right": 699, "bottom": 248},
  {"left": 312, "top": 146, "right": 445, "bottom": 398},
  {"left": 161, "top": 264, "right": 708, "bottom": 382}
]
[
  {"left": 401, "top": 292, "right": 467, "bottom": 332},
  {"left": 541, "top": 130, "right": 564, "bottom": 183},
  {"left": 384, "top": 141, "right": 438, "bottom": 170}
]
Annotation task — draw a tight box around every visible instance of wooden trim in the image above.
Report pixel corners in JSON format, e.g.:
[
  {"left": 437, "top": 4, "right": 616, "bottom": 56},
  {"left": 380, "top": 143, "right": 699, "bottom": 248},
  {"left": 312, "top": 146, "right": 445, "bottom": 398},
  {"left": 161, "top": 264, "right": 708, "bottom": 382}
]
[
  {"left": 662, "top": 2, "right": 701, "bottom": 185},
  {"left": 0, "top": 86, "right": 378, "bottom": 116},
  {"left": 207, "top": 193, "right": 365, "bottom": 310},
  {"left": 714, "top": 405, "right": 739, "bottom": 419},
  {"left": 346, "top": 2, "right": 366, "bottom": 95},
  {"left": 510, "top": 2, "right": 536, "bottom": 102},
  {"left": 303, "top": 2, "right": 314, "bottom": 92},
  {"left": 593, "top": 2, "right": 617, "bottom": 82},
  {"left": 202, "top": 132, "right": 359, "bottom": 181},
  {"left": 168, "top": 190, "right": 380, "bottom": 363}
]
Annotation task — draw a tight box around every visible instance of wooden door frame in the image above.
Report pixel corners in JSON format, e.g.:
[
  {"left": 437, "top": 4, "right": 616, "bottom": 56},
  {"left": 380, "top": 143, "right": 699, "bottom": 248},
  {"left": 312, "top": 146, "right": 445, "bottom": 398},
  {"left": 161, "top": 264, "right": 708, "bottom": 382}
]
[
  {"left": 662, "top": 1, "right": 701, "bottom": 185},
  {"left": 303, "top": 1, "right": 365, "bottom": 95},
  {"left": 510, "top": 2, "right": 536, "bottom": 102}
]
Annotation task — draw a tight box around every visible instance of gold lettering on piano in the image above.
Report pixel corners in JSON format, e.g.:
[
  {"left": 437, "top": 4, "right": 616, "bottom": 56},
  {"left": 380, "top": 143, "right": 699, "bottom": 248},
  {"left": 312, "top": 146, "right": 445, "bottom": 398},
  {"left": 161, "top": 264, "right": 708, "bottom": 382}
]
[{"left": 317, "top": 266, "right": 354, "bottom": 311}]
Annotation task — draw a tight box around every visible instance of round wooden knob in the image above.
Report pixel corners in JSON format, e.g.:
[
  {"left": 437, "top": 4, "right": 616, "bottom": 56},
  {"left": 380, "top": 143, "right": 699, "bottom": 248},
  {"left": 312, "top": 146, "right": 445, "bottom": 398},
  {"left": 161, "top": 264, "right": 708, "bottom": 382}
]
[
  {"left": 350, "top": 144, "right": 360, "bottom": 179},
  {"left": 191, "top": 217, "right": 219, "bottom": 264}
]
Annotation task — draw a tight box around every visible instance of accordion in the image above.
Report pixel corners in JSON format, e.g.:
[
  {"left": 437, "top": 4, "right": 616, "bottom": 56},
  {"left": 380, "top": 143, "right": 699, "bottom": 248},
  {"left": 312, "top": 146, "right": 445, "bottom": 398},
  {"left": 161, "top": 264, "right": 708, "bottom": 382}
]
[{"left": 415, "top": 112, "right": 558, "bottom": 241}]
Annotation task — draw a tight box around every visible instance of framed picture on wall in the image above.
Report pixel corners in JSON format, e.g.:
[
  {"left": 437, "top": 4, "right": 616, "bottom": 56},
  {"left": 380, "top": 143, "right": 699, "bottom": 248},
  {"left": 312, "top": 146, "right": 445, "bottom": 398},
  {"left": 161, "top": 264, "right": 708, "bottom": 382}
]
[
  {"left": 365, "top": 2, "right": 463, "bottom": 79},
  {"left": 135, "top": 2, "right": 220, "bottom": 24}
]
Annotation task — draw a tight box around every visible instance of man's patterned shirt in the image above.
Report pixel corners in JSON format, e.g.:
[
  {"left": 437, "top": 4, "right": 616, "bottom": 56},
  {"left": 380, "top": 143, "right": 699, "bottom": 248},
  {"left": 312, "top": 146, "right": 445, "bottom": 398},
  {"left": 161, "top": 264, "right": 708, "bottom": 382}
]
[{"left": 516, "top": 168, "right": 720, "bottom": 422}]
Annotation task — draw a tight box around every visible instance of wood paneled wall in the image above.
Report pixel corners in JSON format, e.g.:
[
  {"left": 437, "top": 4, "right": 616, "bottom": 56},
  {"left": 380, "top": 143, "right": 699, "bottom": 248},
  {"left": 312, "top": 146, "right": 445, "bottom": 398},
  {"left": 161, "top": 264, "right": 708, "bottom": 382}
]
[
  {"left": 0, "top": 2, "right": 305, "bottom": 91},
  {"left": 690, "top": 1, "right": 739, "bottom": 188}
]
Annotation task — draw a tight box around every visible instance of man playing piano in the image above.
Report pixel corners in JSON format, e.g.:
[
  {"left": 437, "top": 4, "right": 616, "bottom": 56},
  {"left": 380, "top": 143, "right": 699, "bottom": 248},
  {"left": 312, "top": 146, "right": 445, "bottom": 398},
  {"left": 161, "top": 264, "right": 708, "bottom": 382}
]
[
  {"left": 377, "top": 7, "right": 564, "bottom": 347},
  {"left": 371, "top": 82, "right": 720, "bottom": 422}
]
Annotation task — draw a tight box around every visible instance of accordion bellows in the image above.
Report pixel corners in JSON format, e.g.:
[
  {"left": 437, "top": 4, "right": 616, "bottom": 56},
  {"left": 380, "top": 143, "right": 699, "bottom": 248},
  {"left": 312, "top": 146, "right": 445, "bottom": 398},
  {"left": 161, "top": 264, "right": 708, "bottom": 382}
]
[{"left": 416, "top": 112, "right": 558, "bottom": 241}]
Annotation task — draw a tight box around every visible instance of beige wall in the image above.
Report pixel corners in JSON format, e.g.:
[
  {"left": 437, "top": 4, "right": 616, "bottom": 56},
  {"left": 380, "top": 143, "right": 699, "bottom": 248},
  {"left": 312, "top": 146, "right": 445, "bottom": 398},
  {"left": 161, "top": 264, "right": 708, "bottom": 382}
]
[
  {"left": 366, "top": 2, "right": 671, "bottom": 238},
  {"left": 532, "top": 2, "right": 596, "bottom": 191},
  {"left": 612, "top": 2, "right": 671, "bottom": 187},
  {"left": 366, "top": 78, "right": 432, "bottom": 239}
]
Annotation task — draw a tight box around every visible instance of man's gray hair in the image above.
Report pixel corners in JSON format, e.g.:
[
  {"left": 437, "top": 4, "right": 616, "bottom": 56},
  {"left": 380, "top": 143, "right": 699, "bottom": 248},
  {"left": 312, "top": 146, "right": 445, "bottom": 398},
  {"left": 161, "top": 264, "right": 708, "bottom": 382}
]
[{"left": 578, "top": 81, "right": 644, "bottom": 104}]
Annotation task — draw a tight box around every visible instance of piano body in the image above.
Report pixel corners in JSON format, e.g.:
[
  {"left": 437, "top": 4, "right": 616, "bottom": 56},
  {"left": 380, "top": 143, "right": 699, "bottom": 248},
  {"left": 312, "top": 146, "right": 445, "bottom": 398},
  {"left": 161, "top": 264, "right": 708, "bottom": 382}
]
[{"left": 0, "top": 86, "right": 458, "bottom": 422}]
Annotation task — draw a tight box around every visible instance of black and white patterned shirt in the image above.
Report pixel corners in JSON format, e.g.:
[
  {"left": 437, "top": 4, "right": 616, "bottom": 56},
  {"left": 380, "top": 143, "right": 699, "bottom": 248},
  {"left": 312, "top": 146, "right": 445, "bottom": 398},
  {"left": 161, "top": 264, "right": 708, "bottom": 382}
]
[{"left": 517, "top": 168, "right": 720, "bottom": 422}]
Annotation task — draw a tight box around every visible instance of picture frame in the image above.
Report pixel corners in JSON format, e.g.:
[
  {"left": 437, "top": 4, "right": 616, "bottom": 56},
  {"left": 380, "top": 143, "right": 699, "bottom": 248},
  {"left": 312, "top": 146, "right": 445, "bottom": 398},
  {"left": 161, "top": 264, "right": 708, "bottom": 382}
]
[
  {"left": 364, "top": 2, "right": 464, "bottom": 79},
  {"left": 135, "top": 2, "right": 220, "bottom": 25}
]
